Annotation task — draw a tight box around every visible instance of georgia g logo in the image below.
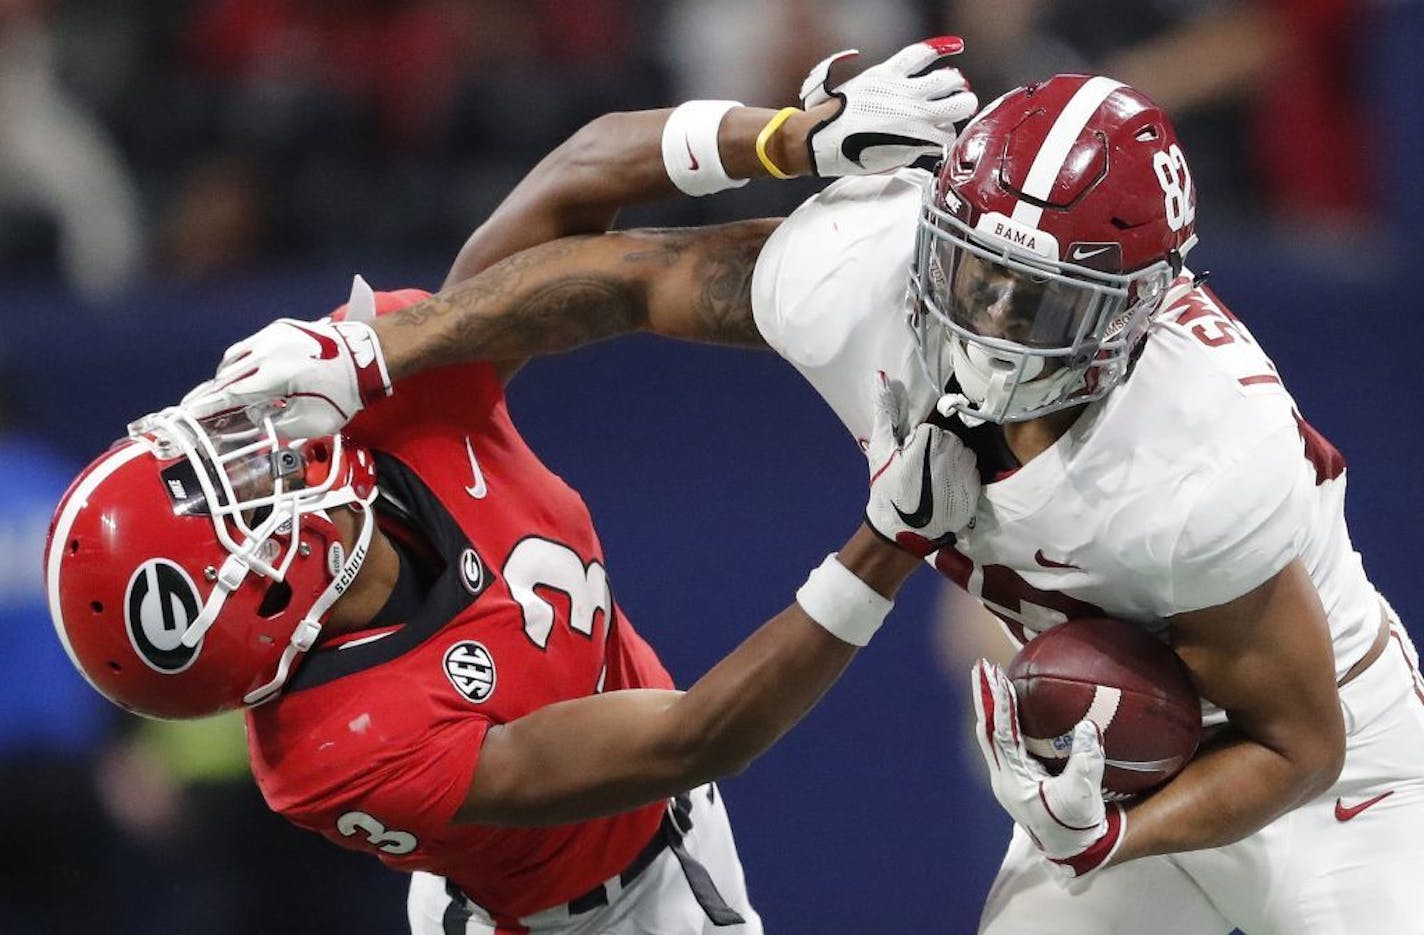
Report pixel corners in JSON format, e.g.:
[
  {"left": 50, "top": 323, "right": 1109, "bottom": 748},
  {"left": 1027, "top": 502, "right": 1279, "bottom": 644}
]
[{"left": 124, "top": 559, "right": 203, "bottom": 673}]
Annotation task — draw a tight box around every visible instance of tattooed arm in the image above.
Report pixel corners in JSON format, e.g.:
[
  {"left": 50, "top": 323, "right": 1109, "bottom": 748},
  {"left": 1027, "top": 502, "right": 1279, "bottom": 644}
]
[
  {"left": 431, "top": 104, "right": 824, "bottom": 381},
  {"left": 379, "top": 221, "right": 777, "bottom": 384}
]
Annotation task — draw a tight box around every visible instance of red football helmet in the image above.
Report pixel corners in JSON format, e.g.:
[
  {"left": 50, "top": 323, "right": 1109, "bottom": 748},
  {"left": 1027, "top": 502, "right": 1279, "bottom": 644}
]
[
  {"left": 912, "top": 74, "right": 1199, "bottom": 423},
  {"left": 45, "top": 408, "right": 378, "bottom": 719}
]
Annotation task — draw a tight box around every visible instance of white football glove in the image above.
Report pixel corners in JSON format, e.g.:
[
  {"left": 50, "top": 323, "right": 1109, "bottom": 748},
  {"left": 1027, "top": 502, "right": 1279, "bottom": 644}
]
[
  {"left": 182, "top": 316, "right": 391, "bottom": 439},
  {"left": 864, "top": 376, "right": 979, "bottom": 556},
  {"left": 801, "top": 36, "right": 979, "bottom": 178},
  {"left": 971, "top": 660, "right": 1127, "bottom": 888}
]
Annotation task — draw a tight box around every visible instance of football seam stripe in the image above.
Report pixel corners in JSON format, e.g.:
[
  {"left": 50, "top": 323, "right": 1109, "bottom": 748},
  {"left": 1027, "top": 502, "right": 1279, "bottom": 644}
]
[
  {"left": 1021, "top": 685, "right": 1121, "bottom": 761},
  {"left": 1016, "top": 675, "right": 1202, "bottom": 729},
  {"left": 1084, "top": 685, "right": 1121, "bottom": 733}
]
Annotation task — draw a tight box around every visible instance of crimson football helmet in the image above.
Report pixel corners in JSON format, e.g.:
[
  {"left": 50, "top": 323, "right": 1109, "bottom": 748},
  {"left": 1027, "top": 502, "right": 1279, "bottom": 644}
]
[
  {"left": 912, "top": 74, "right": 1199, "bottom": 423},
  {"left": 45, "top": 408, "right": 378, "bottom": 719}
]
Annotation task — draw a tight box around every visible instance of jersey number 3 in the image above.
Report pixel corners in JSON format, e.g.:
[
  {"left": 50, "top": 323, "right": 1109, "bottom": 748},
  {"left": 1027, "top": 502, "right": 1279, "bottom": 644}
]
[
  {"left": 503, "top": 537, "right": 613, "bottom": 691},
  {"left": 336, "top": 811, "right": 418, "bottom": 855}
]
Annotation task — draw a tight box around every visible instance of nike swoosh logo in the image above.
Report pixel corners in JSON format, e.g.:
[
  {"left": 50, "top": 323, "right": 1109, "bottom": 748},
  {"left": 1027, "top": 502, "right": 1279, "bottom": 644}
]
[
  {"left": 289, "top": 323, "right": 340, "bottom": 360},
  {"left": 892, "top": 444, "right": 936, "bottom": 529},
  {"left": 684, "top": 135, "right": 699, "bottom": 171},
  {"left": 840, "top": 132, "right": 933, "bottom": 167},
  {"left": 1070, "top": 245, "right": 1111, "bottom": 261},
  {"left": 1104, "top": 754, "right": 1186, "bottom": 772},
  {"left": 1334, "top": 791, "right": 1393, "bottom": 822},
  {"left": 1034, "top": 549, "right": 1080, "bottom": 570},
  {"left": 464, "top": 437, "right": 488, "bottom": 499}
]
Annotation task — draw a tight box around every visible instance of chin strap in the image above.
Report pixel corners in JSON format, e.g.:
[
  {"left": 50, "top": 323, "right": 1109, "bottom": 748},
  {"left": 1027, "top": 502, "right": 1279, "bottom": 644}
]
[
  {"left": 243, "top": 493, "right": 379, "bottom": 706},
  {"left": 948, "top": 340, "right": 1085, "bottom": 424},
  {"left": 181, "top": 553, "right": 249, "bottom": 649}
]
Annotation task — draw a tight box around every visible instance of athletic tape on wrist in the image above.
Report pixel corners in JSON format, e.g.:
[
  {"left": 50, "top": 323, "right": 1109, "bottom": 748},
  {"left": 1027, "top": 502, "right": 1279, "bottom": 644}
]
[
  {"left": 795, "top": 553, "right": 893, "bottom": 647},
  {"left": 662, "top": 100, "right": 749, "bottom": 197}
]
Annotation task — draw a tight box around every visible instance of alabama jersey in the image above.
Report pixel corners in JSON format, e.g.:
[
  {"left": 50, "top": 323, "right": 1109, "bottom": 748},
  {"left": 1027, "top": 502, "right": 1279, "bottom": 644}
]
[
  {"left": 751, "top": 169, "right": 1384, "bottom": 712},
  {"left": 246, "top": 289, "right": 671, "bottom": 919}
]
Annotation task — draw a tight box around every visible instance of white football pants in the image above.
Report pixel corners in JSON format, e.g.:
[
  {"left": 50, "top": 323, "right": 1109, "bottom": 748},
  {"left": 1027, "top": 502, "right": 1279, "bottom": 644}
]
[
  {"left": 407, "top": 783, "right": 763, "bottom": 935},
  {"left": 979, "top": 619, "right": 1424, "bottom": 934}
]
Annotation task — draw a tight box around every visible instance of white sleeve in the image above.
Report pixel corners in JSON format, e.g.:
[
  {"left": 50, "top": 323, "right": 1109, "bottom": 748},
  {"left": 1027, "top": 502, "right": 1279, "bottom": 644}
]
[
  {"left": 750, "top": 173, "right": 917, "bottom": 368},
  {"left": 750, "top": 170, "right": 929, "bottom": 442},
  {"left": 1165, "top": 423, "right": 1311, "bottom": 612}
]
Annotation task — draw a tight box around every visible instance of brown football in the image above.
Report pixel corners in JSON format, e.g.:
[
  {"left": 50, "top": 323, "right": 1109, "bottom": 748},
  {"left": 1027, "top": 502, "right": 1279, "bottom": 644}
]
[{"left": 1007, "top": 617, "right": 1202, "bottom": 797}]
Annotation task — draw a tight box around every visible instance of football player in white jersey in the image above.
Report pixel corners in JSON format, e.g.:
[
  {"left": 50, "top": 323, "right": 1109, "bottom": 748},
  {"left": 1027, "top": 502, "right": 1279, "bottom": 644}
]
[{"left": 186, "top": 59, "right": 1424, "bottom": 933}]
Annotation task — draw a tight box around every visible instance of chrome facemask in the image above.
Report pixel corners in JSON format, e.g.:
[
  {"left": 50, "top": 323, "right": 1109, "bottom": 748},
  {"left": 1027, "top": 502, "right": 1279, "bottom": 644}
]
[{"left": 910, "top": 182, "right": 1175, "bottom": 424}]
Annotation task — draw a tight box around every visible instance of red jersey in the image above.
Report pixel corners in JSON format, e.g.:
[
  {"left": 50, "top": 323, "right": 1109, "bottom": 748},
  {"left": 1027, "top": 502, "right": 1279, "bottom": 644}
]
[{"left": 246, "top": 289, "right": 672, "bottom": 918}]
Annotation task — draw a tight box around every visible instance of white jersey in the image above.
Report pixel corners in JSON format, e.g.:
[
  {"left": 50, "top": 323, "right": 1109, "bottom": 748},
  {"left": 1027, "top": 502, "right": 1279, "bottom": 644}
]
[{"left": 751, "top": 169, "right": 1383, "bottom": 709}]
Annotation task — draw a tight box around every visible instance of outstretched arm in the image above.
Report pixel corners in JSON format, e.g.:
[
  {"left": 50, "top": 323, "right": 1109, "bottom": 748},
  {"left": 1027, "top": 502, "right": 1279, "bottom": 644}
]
[
  {"left": 459, "top": 387, "right": 981, "bottom": 827},
  {"left": 444, "top": 36, "right": 976, "bottom": 292},
  {"left": 460, "top": 524, "right": 917, "bottom": 825},
  {"left": 441, "top": 107, "right": 822, "bottom": 291},
  {"left": 183, "top": 40, "right": 977, "bottom": 432},
  {"left": 380, "top": 220, "right": 778, "bottom": 384}
]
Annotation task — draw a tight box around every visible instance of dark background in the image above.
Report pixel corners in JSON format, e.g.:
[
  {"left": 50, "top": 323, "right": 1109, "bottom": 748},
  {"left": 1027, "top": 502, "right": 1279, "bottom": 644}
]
[{"left": 3, "top": 0, "right": 1421, "bottom": 932}]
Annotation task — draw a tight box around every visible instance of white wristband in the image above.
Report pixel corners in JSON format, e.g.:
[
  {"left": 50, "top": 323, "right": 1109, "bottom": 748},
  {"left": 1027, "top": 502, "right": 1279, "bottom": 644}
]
[
  {"left": 662, "top": 100, "right": 750, "bottom": 197},
  {"left": 795, "top": 553, "right": 893, "bottom": 647}
]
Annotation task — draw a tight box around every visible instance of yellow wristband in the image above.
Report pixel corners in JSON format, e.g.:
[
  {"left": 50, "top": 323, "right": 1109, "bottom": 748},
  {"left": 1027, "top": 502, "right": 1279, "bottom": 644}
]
[{"left": 755, "top": 107, "right": 800, "bottom": 180}]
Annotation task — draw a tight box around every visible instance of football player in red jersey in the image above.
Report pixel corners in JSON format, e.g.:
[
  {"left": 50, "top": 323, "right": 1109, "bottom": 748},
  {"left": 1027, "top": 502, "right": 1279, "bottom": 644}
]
[
  {"left": 47, "top": 41, "right": 980, "bottom": 935},
  {"left": 191, "top": 64, "right": 1424, "bottom": 934}
]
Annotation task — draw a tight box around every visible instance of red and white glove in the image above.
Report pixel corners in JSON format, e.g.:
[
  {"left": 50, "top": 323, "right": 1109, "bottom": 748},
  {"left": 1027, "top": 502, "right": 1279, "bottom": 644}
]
[
  {"left": 182, "top": 316, "right": 391, "bottom": 438},
  {"left": 801, "top": 36, "right": 978, "bottom": 178},
  {"left": 865, "top": 376, "right": 978, "bottom": 556},
  {"left": 972, "top": 660, "right": 1127, "bottom": 888}
]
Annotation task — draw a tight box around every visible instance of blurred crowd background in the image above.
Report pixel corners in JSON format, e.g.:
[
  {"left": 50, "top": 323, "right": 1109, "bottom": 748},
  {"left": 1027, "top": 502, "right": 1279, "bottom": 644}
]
[{"left": 4, "top": 1, "right": 1422, "bottom": 932}]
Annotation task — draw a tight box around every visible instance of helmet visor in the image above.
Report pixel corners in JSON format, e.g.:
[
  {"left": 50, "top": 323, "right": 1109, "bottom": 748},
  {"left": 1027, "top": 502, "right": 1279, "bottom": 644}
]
[
  {"left": 150, "top": 413, "right": 309, "bottom": 519},
  {"left": 910, "top": 183, "right": 1178, "bottom": 423},
  {"left": 936, "top": 248, "right": 1101, "bottom": 351}
]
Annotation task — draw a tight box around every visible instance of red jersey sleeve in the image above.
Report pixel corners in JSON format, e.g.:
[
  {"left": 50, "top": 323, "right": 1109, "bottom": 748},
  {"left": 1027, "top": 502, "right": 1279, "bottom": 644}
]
[{"left": 248, "top": 671, "right": 492, "bottom": 861}]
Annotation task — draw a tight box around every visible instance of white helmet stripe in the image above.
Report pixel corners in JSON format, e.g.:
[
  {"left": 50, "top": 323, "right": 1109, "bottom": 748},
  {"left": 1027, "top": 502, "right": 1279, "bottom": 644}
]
[
  {"left": 1010, "top": 76, "right": 1125, "bottom": 230},
  {"left": 45, "top": 442, "right": 150, "bottom": 696}
]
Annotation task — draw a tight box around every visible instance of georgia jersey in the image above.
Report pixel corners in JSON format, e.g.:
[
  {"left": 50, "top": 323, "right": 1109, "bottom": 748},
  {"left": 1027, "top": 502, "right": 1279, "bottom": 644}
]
[
  {"left": 752, "top": 169, "right": 1383, "bottom": 721},
  {"left": 246, "top": 288, "right": 671, "bottom": 919}
]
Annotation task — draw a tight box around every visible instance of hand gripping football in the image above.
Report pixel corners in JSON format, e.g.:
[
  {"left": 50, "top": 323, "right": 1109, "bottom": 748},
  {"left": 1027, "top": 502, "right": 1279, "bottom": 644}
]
[{"left": 1007, "top": 617, "right": 1202, "bottom": 797}]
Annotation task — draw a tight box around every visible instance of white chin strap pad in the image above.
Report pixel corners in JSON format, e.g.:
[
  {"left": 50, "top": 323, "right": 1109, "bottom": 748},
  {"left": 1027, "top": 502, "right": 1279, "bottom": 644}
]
[{"left": 950, "top": 340, "right": 1077, "bottom": 423}]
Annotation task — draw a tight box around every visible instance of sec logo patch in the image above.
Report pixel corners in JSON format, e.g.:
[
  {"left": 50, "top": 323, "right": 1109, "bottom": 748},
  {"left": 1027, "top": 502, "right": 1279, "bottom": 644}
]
[{"left": 443, "top": 640, "right": 496, "bottom": 703}]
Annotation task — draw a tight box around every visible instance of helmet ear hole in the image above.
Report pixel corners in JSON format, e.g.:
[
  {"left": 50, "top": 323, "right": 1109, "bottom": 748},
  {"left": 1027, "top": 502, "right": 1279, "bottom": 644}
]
[{"left": 257, "top": 580, "right": 293, "bottom": 619}]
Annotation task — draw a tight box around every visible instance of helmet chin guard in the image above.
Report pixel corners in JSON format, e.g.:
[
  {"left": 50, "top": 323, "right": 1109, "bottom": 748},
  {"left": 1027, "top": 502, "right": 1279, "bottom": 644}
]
[
  {"left": 949, "top": 339, "right": 1085, "bottom": 424},
  {"left": 46, "top": 406, "right": 379, "bottom": 719}
]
